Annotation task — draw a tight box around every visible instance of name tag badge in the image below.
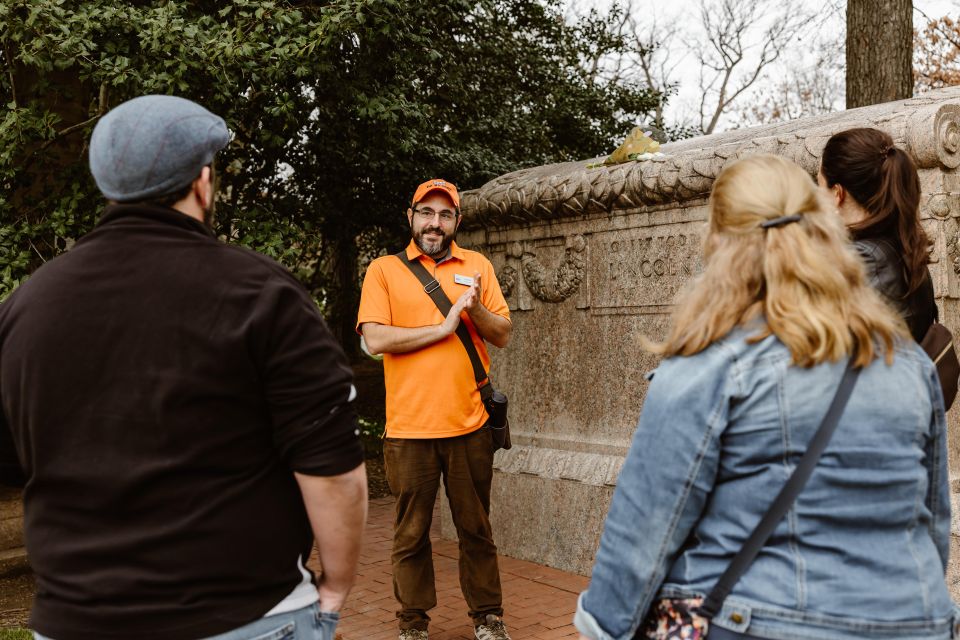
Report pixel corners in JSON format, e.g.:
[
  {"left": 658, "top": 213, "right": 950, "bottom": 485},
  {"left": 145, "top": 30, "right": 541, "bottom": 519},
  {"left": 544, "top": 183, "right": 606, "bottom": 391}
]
[{"left": 454, "top": 274, "right": 475, "bottom": 287}]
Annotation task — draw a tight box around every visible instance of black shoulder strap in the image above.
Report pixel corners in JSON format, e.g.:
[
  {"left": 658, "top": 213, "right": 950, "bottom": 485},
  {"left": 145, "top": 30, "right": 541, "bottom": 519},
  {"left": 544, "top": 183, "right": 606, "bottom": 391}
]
[
  {"left": 698, "top": 357, "right": 861, "bottom": 619},
  {"left": 395, "top": 251, "right": 491, "bottom": 392}
]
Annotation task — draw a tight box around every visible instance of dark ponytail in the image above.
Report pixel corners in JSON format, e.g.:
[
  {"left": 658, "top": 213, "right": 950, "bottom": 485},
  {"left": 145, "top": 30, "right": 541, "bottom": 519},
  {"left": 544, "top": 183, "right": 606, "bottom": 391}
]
[{"left": 820, "top": 127, "right": 931, "bottom": 295}]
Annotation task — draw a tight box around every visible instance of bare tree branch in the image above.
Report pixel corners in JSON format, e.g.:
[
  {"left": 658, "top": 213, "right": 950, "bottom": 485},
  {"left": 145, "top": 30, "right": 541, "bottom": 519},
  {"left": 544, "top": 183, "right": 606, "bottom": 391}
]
[
  {"left": 573, "top": 0, "right": 826, "bottom": 135},
  {"left": 623, "top": 12, "right": 684, "bottom": 128},
  {"left": 692, "top": 0, "right": 816, "bottom": 134}
]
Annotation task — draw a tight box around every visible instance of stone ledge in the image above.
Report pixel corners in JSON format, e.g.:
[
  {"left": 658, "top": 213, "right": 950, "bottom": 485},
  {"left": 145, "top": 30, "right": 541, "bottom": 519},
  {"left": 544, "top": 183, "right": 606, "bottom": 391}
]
[
  {"left": 0, "top": 517, "right": 24, "bottom": 551},
  {"left": 0, "top": 487, "right": 24, "bottom": 553},
  {"left": 461, "top": 86, "right": 960, "bottom": 229},
  {"left": 0, "top": 547, "right": 29, "bottom": 578},
  {"left": 442, "top": 471, "right": 614, "bottom": 575},
  {"left": 494, "top": 444, "right": 624, "bottom": 487}
]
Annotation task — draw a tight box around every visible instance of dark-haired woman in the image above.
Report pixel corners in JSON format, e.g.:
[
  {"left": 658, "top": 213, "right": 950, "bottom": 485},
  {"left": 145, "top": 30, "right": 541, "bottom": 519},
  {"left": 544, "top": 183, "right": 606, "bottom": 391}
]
[{"left": 818, "top": 127, "right": 936, "bottom": 341}]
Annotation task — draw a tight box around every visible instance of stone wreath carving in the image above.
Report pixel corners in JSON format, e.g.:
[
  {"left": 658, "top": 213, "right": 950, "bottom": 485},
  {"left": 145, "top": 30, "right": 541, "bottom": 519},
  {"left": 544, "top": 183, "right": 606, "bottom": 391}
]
[
  {"left": 520, "top": 235, "right": 587, "bottom": 303},
  {"left": 497, "top": 264, "right": 518, "bottom": 298},
  {"left": 459, "top": 87, "right": 960, "bottom": 231},
  {"left": 948, "top": 229, "right": 960, "bottom": 276}
]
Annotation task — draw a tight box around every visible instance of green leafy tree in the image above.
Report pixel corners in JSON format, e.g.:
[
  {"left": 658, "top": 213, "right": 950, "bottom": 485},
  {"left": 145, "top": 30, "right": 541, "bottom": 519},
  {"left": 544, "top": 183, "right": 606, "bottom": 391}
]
[
  {"left": 1, "top": 0, "right": 663, "bottom": 355},
  {"left": 1, "top": 0, "right": 334, "bottom": 295}
]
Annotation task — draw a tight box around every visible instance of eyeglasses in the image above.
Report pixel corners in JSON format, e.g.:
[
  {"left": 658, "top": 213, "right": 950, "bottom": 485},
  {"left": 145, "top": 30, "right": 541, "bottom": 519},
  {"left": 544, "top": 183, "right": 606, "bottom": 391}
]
[{"left": 414, "top": 207, "right": 458, "bottom": 223}]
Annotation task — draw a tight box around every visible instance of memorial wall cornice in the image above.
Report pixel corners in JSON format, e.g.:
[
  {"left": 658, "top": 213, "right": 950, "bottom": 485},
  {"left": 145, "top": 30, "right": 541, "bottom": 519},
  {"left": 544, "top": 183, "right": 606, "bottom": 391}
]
[{"left": 460, "top": 86, "right": 960, "bottom": 231}]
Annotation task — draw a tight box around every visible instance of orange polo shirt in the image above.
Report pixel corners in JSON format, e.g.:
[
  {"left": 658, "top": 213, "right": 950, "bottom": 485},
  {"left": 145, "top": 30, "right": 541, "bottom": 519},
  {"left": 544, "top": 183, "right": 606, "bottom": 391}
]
[{"left": 356, "top": 241, "right": 510, "bottom": 439}]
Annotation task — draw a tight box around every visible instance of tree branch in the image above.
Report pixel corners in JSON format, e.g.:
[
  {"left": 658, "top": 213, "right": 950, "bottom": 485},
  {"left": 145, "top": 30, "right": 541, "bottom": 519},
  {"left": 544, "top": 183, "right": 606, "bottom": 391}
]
[
  {"left": 98, "top": 81, "right": 109, "bottom": 115},
  {"left": 3, "top": 43, "right": 17, "bottom": 108},
  {"left": 32, "top": 114, "right": 102, "bottom": 159},
  {"left": 930, "top": 17, "right": 960, "bottom": 51},
  {"left": 696, "top": 0, "right": 815, "bottom": 133},
  {"left": 28, "top": 240, "right": 47, "bottom": 264}
]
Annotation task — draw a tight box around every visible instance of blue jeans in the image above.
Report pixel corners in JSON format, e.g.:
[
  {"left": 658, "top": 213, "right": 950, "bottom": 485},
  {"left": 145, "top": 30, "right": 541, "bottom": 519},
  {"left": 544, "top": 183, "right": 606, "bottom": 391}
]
[{"left": 34, "top": 603, "right": 339, "bottom": 640}]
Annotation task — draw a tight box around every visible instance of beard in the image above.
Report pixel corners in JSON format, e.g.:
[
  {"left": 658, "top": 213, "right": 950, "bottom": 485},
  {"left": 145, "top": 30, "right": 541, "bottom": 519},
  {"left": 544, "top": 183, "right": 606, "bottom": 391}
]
[{"left": 413, "top": 224, "right": 455, "bottom": 259}]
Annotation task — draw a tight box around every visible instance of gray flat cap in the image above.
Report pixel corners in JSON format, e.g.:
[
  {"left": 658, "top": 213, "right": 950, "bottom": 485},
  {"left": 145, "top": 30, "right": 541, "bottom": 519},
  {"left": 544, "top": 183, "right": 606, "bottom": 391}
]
[{"left": 89, "top": 95, "right": 230, "bottom": 202}]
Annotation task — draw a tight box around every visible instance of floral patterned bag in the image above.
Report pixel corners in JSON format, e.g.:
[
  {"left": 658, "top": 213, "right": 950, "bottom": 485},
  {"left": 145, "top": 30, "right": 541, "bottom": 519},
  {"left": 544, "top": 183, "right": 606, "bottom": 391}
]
[
  {"left": 639, "top": 598, "right": 709, "bottom": 639},
  {"left": 639, "top": 598, "right": 775, "bottom": 639}
]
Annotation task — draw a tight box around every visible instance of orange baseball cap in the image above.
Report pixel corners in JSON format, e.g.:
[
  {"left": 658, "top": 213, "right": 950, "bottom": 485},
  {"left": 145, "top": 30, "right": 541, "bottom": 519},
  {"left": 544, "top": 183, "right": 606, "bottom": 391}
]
[{"left": 412, "top": 179, "right": 460, "bottom": 208}]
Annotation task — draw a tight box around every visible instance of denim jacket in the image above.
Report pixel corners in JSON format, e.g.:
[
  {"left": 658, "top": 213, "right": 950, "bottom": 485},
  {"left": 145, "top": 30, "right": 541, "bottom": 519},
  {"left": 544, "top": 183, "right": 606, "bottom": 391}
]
[{"left": 575, "top": 328, "right": 956, "bottom": 640}]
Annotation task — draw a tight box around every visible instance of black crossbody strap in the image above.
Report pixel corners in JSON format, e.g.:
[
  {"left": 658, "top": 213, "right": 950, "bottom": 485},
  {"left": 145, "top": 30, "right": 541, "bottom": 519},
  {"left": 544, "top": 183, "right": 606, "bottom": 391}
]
[
  {"left": 395, "top": 251, "right": 491, "bottom": 391},
  {"left": 698, "top": 357, "right": 861, "bottom": 619}
]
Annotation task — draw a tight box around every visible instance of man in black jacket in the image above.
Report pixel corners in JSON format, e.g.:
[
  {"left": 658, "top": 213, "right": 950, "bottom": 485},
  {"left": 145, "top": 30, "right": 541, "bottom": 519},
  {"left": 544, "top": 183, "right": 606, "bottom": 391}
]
[{"left": 0, "top": 95, "right": 367, "bottom": 640}]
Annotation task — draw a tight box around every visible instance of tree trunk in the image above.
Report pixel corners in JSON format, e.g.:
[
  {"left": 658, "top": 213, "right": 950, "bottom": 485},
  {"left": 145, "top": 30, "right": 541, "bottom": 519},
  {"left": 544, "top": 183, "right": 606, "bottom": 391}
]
[
  {"left": 330, "top": 232, "right": 360, "bottom": 360},
  {"left": 846, "top": 0, "right": 913, "bottom": 108}
]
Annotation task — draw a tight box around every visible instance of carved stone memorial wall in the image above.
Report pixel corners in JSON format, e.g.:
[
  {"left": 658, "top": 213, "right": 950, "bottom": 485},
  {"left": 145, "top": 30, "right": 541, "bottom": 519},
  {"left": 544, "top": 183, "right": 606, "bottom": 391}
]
[{"left": 443, "top": 86, "right": 960, "bottom": 597}]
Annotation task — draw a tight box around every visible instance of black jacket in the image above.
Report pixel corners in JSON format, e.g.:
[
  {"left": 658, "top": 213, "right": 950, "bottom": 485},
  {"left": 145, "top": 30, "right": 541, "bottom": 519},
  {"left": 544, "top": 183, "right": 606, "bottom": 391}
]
[
  {"left": 0, "top": 204, "right": 363, "bottom": 640},
  {"left": 854, "top": 236, "right": 936, "bottom": 342}
]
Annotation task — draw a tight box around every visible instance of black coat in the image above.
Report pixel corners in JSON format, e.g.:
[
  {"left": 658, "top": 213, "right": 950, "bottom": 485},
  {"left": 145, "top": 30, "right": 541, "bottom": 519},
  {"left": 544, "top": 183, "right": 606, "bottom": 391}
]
[{"left": 854, "top": 236, "right": 936, "bottom": 342}]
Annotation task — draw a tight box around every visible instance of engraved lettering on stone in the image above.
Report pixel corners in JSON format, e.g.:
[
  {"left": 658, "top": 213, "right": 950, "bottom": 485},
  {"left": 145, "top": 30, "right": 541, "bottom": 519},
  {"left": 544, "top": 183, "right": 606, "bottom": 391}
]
[
  {"left": 607, "top": 235, "right": 694, "bottom": 283},
  {"left": 521, "top": 235, "right": 587, "bottom": 303},
  {"left": 585, "top": 229, "right": 701, "bottom": 313}
]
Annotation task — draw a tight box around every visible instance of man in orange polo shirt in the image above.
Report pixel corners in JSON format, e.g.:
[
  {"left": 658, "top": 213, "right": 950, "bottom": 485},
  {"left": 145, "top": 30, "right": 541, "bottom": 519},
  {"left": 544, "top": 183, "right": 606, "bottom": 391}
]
[{"left": 357, "top": 179, "right": 512, "bottom": 640}]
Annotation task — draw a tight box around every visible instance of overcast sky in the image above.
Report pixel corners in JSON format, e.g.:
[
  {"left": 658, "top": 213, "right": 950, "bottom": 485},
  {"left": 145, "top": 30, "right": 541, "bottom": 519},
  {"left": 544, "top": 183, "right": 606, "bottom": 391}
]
[{"left": 569, "top": 0, "right": 960, "bottom": 133}]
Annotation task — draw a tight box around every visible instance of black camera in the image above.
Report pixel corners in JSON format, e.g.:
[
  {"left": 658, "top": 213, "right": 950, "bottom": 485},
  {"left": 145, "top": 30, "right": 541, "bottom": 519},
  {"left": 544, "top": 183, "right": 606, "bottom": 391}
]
[
  {"left": 485, "top": 390, "right": 508, "bottom": 429},
  {"left": 484, "top": 389, "right": 510, "bottom": 451}
]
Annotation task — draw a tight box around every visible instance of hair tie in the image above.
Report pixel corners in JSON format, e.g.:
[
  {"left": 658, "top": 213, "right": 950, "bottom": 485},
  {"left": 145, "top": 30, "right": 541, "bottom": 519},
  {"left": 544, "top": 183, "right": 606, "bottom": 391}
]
[
  {"left": 881, "top": 145, "right": 894, "bottom": 159},
  {"left": 760, "top": 214, "right": 802, "bottom": 229}
]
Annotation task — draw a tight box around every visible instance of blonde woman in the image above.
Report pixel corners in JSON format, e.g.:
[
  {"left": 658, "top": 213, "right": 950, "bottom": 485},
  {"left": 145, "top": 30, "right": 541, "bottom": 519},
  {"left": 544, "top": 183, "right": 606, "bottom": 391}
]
[{"left": 574, "top": 155, "right": 954, "bottom": 640}]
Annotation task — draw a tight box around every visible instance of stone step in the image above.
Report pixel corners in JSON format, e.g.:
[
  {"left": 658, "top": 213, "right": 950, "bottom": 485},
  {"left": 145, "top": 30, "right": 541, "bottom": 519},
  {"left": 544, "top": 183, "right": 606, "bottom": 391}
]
[
  {"left": 0, "top": 488, "right": 24, "bottom": 552},
  {"left": 0, "top": 546, "right": 29, "bottom": 578},
  {"left": 0, "top": 516, "right": 24, "bottom": 551}
]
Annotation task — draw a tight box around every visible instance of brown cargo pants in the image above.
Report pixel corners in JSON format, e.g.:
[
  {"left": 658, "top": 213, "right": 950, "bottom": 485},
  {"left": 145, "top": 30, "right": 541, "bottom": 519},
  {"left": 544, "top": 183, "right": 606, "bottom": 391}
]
[{"left": 383, "top": 425, "right": 503, "bottom": 631}]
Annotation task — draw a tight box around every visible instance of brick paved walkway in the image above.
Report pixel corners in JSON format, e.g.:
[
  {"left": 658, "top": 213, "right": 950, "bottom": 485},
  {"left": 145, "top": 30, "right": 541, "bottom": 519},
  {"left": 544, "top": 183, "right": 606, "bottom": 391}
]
[{"left": 323, "top": 497, "right": 588, "bottom": 640}]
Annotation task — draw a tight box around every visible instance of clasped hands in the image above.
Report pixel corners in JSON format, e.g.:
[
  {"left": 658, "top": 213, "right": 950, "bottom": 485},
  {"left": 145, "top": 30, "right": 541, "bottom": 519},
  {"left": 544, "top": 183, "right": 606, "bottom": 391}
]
[{"left": 440, "top": 271, "right": 483, "bottom": 336}]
